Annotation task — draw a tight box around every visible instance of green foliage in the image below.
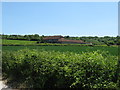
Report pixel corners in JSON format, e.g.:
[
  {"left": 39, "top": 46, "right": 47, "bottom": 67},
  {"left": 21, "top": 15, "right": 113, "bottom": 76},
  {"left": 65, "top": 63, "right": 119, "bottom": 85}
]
[
  {"left": 106, "top": 40, "right": 115, "bottom": 46},
  {"left": 1, "top": 34, "right": 41, "bottom": 41},
  {"left": 2, "top": 49, "right": 119, "bottom": 88},
  {"left": 37, "top": 36, "right": 45, "bottom": 43}
]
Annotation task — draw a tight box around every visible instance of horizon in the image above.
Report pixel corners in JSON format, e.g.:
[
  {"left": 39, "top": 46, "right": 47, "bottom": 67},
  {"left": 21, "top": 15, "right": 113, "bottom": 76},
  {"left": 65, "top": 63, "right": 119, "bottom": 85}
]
[{"left": 2, "top": 2, "right": 118, "bottom": 36}]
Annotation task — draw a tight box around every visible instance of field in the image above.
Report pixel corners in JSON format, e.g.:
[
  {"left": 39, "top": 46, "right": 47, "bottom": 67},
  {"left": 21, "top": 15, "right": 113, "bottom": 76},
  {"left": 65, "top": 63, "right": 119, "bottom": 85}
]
[
  {"left": 2, "top": 39, "right": 107, "bottom": 46},
  {"left": 2, "top": 45, "right": 118, "bottom": 56},
  {"left": 2, "top": 39, "right": 37, "bottom": 45},
  {"left": 2, "top": 40, "right": 120, "bottom": 89}
]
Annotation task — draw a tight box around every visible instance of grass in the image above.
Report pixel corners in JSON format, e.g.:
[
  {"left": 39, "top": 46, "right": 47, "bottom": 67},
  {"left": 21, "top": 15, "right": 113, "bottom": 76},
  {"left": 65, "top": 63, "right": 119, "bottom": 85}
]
[
  {"left": 2, "top": 39, "right": 118, "bottom": 56},
  {"left": 2, "top": 39, "right": 37, "bottom": 45},
  {"left": 2, "top": 45, "right": 118, "bottom": 56}
]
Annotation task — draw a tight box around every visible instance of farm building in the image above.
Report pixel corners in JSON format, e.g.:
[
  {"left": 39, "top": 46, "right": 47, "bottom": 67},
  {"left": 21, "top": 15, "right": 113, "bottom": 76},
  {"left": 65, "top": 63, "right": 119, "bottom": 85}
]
[
  {"left": 43, "top": 36, "right": 63, "bottom": 43},
  {"left": 43, "top": 35, "right": 91, "bottom": 44}
]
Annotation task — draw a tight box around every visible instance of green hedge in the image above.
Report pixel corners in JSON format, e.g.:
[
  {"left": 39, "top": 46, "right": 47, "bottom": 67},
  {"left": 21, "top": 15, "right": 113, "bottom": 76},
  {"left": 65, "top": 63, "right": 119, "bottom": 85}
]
[{"left": 2, "top": 49, "right": 119, "bottom": 89}]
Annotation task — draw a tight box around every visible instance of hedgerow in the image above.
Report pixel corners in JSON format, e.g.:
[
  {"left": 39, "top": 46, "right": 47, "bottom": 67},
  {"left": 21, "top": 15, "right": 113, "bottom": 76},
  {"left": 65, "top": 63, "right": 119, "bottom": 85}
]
[{"left": 2, "top": 49, "right": 119, "bottom": 89}]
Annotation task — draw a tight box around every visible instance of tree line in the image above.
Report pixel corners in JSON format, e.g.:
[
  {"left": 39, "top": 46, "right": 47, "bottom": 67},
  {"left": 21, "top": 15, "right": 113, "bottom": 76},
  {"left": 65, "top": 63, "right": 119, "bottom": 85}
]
[
  {"left": 1, "top": 34, "right": 42, "bottom": 41},
  {"left": 1, "top": 34, "right": 120, "bottom": 46},
  {"left": 64, "top": 35, "right": 120, "bottom": 45}
]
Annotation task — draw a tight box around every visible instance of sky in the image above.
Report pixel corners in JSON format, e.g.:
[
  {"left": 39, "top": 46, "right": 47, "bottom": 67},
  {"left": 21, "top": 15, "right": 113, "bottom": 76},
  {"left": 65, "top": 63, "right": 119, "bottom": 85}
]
[{"left": 2, "top": 2, "right": 118, "bottom": 37}]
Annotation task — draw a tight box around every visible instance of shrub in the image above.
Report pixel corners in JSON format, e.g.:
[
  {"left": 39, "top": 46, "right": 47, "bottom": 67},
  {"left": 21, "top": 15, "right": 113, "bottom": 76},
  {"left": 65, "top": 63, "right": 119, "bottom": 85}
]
[{"left": 2, "top": 49, "right": 119, "bottom": 88}]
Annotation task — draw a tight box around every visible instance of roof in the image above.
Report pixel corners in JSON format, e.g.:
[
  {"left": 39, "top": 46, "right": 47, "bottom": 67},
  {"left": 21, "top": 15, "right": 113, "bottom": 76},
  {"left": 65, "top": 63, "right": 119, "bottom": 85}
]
[
  {"left": 43, "top": 36, "right": 63, "bottom": 40},
  {"left": 58, "top": 38, "right": 85, "bottom": 43},
  {"left": 43, "top": 36, "right": 86, "bottom": 44}
]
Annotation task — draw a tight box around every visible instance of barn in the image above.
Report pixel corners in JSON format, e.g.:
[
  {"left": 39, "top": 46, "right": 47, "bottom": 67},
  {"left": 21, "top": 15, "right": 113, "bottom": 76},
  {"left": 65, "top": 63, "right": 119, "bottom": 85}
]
[
  {"left": 43, "top": 36, "right": 63, "bottom": 43},
  {"left": 43, "top": 35, "right": 90, "bottom": 44}
]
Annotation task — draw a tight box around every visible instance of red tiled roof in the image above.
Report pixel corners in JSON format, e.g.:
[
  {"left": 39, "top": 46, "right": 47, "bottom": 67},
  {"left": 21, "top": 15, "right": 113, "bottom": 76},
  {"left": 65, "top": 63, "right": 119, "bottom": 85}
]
[
  {"left": 43, "top": 36, "right": 86, "bottom": 43},
  {"left": 58, "top": 38, "right": 84, "bottom": 43}
]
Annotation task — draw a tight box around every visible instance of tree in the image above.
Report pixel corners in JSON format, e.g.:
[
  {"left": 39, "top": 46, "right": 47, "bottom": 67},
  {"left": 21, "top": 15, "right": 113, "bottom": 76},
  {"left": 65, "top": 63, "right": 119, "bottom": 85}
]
[
  {"left": 64, "top": 36, "right": 69, "bottom": 38},
  {"left": 24, "top": 35, "right": 31, "bottom": 41},
  {"left": 105, "top": 40, "right": 114, "bottom": 46},
  {"left": 37, "top": 35, "right": 44, "bottom": 43}
]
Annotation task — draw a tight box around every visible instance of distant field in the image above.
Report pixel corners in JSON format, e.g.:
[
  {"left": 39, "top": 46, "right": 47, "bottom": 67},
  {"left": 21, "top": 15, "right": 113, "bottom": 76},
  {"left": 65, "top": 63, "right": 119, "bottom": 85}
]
[
  {"left": 2, "top": 45, "right": 118, "bottom": 56},
  {"left": 2, "top": 39, "right": 37, "bottom": 45},
  {"left": 2, "top": 39, "right": 87, "bottom": 46},
  {"left": 3, "top": 39, "right": 108, "bottom": 46},
  {"left": 2, "top": 39, "right": 118, "bottom": 56}
]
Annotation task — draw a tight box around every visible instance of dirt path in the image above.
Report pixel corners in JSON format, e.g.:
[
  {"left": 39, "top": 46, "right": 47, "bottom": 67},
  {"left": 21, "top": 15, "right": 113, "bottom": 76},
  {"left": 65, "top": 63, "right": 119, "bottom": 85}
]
[{"left": 0, "top": 80, "right": 8, "bottom": 89}]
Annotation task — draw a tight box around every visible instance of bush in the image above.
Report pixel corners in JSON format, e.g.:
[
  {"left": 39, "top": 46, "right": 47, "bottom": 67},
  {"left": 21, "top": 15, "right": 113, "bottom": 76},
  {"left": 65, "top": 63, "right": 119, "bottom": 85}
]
[{"left": 2, "top": 49, "right": 119, "bottom": 88}]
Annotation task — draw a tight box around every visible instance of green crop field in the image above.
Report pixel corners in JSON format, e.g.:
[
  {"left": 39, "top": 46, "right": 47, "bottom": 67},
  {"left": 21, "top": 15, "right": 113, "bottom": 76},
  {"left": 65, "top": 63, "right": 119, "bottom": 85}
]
[
  {"left": 2, "top": 45, "right": 118, "bottom": 56},
  {"left": 2, "top": 39, "right": 37, "bottom": 45},
  {"left": 1, "top": 39, "right": 119, "bottom": 89}
]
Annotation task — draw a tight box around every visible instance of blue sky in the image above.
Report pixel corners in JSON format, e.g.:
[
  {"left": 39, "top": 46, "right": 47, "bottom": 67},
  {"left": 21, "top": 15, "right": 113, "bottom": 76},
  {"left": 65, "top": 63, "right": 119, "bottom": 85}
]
[{"left": 2, "top": 2, "right": 118, "bottom": 36}]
